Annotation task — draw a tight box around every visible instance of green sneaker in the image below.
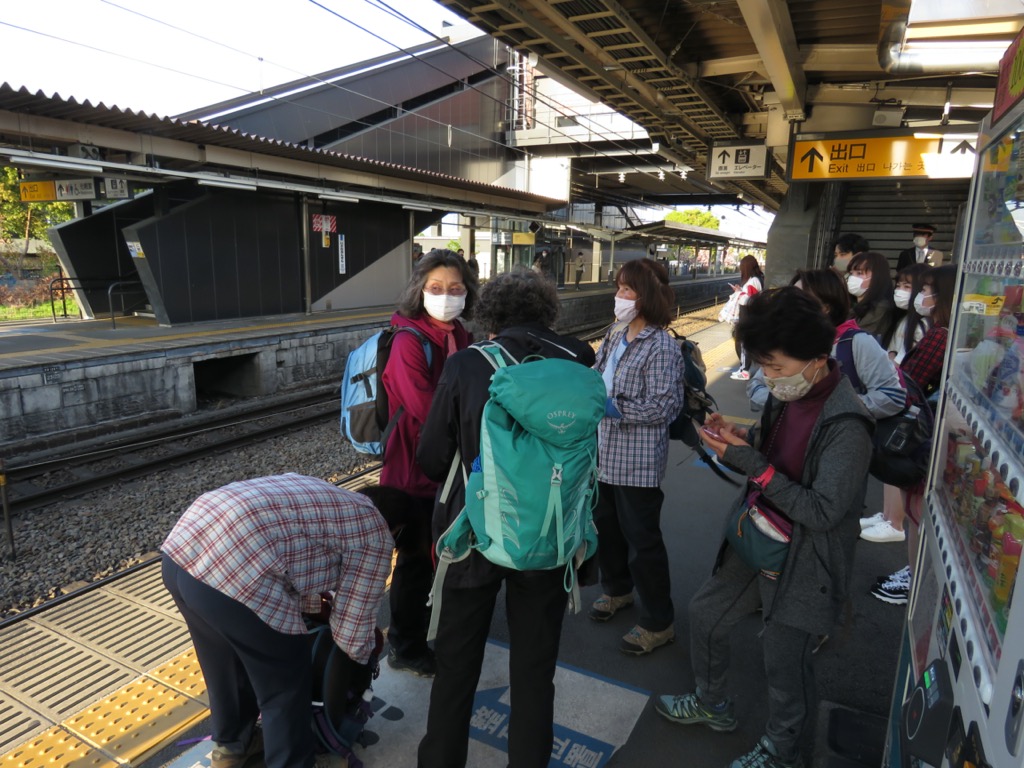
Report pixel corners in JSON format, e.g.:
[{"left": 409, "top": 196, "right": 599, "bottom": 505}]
[{"left": 655, "top": 691, "right": 737, "bottom": 732}]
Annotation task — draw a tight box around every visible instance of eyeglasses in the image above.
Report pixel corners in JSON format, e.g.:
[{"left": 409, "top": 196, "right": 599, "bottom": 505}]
[{"left": 424, "top": 285, "right": 467, "bottom": 296}]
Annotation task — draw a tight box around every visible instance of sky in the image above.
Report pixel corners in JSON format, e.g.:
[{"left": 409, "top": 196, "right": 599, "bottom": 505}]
[
  {"left": 0, "top": 0, "right": 465, "bottom": 116},
  {"left": 0, "top": 0, "right": 774, "bottom": 238}
]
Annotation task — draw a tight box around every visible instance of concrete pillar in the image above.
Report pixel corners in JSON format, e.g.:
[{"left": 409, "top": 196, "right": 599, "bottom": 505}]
[{"left": 765, "top": 182, "right": 825, "bottom": 287}]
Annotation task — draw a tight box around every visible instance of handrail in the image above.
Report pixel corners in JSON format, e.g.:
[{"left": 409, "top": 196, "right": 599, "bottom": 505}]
[
  {"left": 107, "top": 280, "right": 145, "bottom": 329},
  {"left": 49, "top": 276, "right": 135, "bottom": 323}
]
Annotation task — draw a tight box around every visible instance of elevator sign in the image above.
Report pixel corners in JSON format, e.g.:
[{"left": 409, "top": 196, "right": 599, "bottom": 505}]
[
  {"left": 790, "top": 133, "right": 976, "bottom": 180},
  {"left": 707, "top": 142, "right": 768, "bottom": 179}
]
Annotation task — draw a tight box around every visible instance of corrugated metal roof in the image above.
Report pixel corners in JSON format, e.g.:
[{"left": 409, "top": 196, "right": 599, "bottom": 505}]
[{"left": 0, "top": 83, "right": 556, "bottom": 208}]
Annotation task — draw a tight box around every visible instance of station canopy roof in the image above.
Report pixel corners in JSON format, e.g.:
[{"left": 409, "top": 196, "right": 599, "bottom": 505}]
[{"left": 439, "top": 0, "right": 1024, "bottom": 212}]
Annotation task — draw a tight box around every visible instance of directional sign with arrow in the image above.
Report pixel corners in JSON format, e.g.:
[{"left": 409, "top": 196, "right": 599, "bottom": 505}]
[
  {"left": 708, "top": 142, "right": 768, "bottom": 180},
  {"left": 790, "top": 132, "right": 977, "bottom": 181}
]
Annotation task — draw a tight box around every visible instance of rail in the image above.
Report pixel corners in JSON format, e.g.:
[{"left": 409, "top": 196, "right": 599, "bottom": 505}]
[{"left": 49, "top": 275, "right": 146, "bottom": 325}]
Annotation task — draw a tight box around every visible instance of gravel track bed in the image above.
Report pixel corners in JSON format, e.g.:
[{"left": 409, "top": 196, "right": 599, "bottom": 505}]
[{"left": 0, "top": 418, "right": 372, "bottom": 619}]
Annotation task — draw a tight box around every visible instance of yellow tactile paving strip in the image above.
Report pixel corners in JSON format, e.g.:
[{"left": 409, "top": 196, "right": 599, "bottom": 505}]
[
  {"left": 146, "top": 651, "right": 208, "bottom": 706},
  {"left": 62, "top": 678, "right": 208, "bottom": 767},
  {"left": 1, "top": 726, "right": 120, "bottom": 767}
]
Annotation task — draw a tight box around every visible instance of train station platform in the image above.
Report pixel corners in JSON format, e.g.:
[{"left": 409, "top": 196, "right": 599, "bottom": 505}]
[
  {"left": 0, "top": 276, "right": 731, "bottom": 457},
  {"left": 0, "top": 315, "right": 908, "bottom": 768}
]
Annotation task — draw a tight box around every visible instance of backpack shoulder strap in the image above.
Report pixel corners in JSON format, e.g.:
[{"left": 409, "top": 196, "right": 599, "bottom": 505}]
[
  {"left": 472, "top": 340, "right": 519, "bottom": 369},
  {"left": 391, "top": 325, "right": 433, "bottom": 367},
  {"left": 833, "top": 328, "right": 866, "bottom": 393}
]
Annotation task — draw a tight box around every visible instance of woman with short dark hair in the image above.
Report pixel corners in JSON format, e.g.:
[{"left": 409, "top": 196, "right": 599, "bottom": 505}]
[
  {"left": 657, "top": 287, "right": 872, "bottom": 768},
  {"left": 589, "top": 258, "right": 684, "bottom": 656},
  {"left": 415, "top": 267, "right": 597, "bottom": 768},
  {"left": 380, "top": 248, "right": 478, "bottom": 677}
]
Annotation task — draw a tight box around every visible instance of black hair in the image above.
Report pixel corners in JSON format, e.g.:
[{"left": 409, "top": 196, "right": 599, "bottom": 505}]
[
  {"left": 616, "top": 258, "right": 674, "bottom": 328},
  {"left": 791, "top": 268, "right": 849, "bottom": 327},
  {"left": 888, "top": 263, "right": 932, "bottom": 354},
  {"left": 923, "top": 265, "right": 957, "bottom": 330},
  {"left": 396, "top": 249, "right": 479, "bottom": 320},
  {"left": 474, "top": 267, "right": 559, "bottom": 333},
  {"left": 735, "top": 287, "right": 835, "bottom": 363},
  {"left": 847, "top": 251, "right": 895, "bottom": 326},
  {"left": 834, "top": 233, "right": 870, "bottom": 256}
]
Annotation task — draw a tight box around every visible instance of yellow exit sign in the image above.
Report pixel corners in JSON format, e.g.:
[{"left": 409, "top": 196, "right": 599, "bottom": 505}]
[
  {"left": 790, "top": 133, "right": 976, "bottom": 180},
  {"left": 19, "top": 180, "right": 56, "bottom": 202}
]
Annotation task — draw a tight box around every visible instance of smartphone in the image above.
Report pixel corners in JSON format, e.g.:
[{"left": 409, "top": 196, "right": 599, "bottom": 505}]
[{"left": 701, "top": 425, "right": 722, "bottom": 440}]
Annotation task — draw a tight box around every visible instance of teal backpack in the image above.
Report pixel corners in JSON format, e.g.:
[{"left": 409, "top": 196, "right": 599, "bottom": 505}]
[{"left": 427, "top": 341, "right": 606, "bottom": 639}]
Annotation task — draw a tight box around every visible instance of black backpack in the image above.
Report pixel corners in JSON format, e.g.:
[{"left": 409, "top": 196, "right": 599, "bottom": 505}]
[
  {"left": 308, "top": 622, "right": 380, "bottom": 766},
  {"left": 667, "top": 330, "right": 739, "bottom": 485},
  {"left": 831, "top": 328, "right": 934, "bottom": 489}
]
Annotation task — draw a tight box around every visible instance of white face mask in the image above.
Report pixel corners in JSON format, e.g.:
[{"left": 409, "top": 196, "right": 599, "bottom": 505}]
[
  {"left": 614, "top": 296, "right": 638, "bottom": 323},
  {"left": 894, "top": 288, "right": 911, "bottom": 309},
  {"left": 846, "top": 273, "right": 868, "bottom": 298},
  {"left": 913, "top": 236, "right": 928, "bottom": 249},
  {"left": 765, "top": 360, "right": 821, "bottom": 402},
  {"left": 833, "top": 255, "right": 852, "bottom": 272},
  {"left": 422, "top": 291, "right": 465, "bottom": 322},
  {"left": 914, "top": 292, "right": 934, "bottom": 316}
]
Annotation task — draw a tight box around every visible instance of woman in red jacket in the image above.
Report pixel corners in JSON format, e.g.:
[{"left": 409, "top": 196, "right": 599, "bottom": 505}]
[{"left": 380, "top": 249, "right": 477, "bottom": 675}]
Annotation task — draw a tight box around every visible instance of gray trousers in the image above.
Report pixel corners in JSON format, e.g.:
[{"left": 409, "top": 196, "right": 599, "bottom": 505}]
[{"left": 689, "top": 547, "right": 816, "bottom": 761}]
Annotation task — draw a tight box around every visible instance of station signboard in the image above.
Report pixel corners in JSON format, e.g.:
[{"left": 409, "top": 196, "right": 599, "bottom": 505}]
[
  {"left": 790, "top": 132, "right": 976, "bottom": 181},
  {"left": 55, "top": 178, "right": 97, "bottom": 200},
  {"left": 19, "top": 180, "right": 56, "bottom": 202},
  {"left": 707, "top": 142, "right": 769, "bottom": 180}
]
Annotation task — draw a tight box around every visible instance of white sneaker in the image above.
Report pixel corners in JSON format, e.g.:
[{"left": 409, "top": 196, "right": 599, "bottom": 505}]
[
  {"left": 859, "top": 512, "right": 885, "bottom": 530},
  {"left": 860, "top": 521, "right": 906, "bottom": 543},
  {"left": 730, "top": 370, "right": 750, "bottom": 381}
]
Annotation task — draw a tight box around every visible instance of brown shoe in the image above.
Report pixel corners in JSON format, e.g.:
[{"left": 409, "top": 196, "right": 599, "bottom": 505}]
[
  {"left": 589, "top": 593, "right": 634, "bottom": 622},
  {"left": 211, "top": 728, "right": 263, "bottom": 768},
  {"left": 619, "top": 624, "right": 675, "bottom": 655}
]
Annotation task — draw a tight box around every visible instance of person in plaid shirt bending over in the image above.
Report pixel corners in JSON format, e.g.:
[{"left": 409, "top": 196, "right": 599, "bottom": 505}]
[{"left": 162, "top": 474, "right": 406, "bottom": 768}]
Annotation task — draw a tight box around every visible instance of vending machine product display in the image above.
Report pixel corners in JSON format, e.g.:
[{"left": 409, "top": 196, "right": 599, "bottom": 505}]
[{"left": 889, "top": 63, "right": 1024, "bottom": 767}]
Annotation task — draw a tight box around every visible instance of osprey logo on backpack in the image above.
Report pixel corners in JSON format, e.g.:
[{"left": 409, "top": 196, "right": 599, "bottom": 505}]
[
  {"left": 340, "top": 326, "right": 432, "bottom": 456},
  {"left": 427, "top": 341, "right": 607, "bottom": 640}
]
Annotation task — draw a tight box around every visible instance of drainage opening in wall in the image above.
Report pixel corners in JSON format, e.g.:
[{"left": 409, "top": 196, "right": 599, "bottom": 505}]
[{"left": 193, "top": 353, "right": 262, "bottom": 407}]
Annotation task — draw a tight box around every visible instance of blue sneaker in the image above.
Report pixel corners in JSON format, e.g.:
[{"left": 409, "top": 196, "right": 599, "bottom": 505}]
[
  {"left": 654, "top": 691, "right": 737, "bottom": 732},
  {"left": 729, "top": 736, "right": 804, "bottom": 768}
]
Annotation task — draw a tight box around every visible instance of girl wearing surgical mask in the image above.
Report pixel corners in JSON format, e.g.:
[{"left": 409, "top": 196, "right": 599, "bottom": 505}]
[
  {"left": 591, "top": 258, "right": 684, "bottom": 656},
  {"left": 845, "top": 251, "right": 895, "bottom": 339},
  {"left": 379, "top": 248, "right": 478, "bottom": 677},
  {"left": 885, "top": 263, "right": 932, "bottom": 365}
]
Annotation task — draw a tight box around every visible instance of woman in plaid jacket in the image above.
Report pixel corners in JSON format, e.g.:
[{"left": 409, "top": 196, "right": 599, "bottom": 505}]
[{"left": 589, "top": 258, "right": 685, "bottom": 655}]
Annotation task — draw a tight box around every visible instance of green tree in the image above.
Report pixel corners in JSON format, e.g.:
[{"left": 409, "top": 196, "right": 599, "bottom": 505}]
[
  {"left": 666, "top": 208, "right": 719, "bottom": 229},
  {"left": 446, "top": 239, "right": 462, "bottom": 253}
]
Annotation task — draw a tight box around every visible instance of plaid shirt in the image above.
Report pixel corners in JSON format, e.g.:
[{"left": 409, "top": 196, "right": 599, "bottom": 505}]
[
  {"left": 594, "top": 325, "right": 684, "bottom": 486},
  {"left": 901, "top": 325, "right": 948, "bottom": 396},
  {"left": 162, "top": 474, "right": 392, "bottom": 664}
]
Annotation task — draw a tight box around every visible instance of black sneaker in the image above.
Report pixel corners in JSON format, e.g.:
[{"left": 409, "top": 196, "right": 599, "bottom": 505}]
[
  {"left": 387, "top": 648, "right": 436, "bottom": 677},
  {"left": 870, "top": 581, "right": 909, "bottom": 605}
]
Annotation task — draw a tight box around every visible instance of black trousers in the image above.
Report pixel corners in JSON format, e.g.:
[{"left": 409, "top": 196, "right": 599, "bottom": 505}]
[
  {"left": 417, "top": 568, "right": 569, "bottom": 768},
  {"left": 162, "top": 558, "right": 314, "bottom": 768},
  {"left": 593, "top": 482, "right": 674, "bottom": 631},
  {"left": 388, "top": 494, "right": 435, "bottom": 658}
]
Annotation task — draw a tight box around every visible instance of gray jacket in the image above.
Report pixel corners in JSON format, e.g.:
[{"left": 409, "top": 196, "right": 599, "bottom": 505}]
[{"left": 721, "top": 373, "right": 873, "bottom": 634}]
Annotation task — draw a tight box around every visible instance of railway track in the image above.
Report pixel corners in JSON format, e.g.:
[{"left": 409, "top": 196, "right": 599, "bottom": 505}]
[{"left": 4, "top": 390, "right": 341, "bottom": 515}]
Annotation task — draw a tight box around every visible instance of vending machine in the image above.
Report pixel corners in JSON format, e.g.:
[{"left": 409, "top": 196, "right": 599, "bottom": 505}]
[{"left": 888, "top": 37, "right": 1024, "bottom": 768}]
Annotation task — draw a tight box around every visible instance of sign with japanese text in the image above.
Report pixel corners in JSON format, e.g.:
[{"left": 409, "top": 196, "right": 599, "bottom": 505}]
[
  {"left": 790, "top": 132, "right": 976, "bottom": 181},
  {"left": 104, "top": 178, "right": 129, "bottom": 199},
  {"left": 55, "top": 178, "right": 97, "bottom": 200},
  {"left": 19, "top": 180, "right": 56, "bottom": 202},
  {"left": 338, "top": 234, "right": 347, "bottom": 274},
  {"left": 993, "top": 24, "right": 1024, "bottom": 124},
  {"left": 311, "top": 213, "right": 337, "bottom": 233},
  {"left": 708, "top": 142, "right": 768, "bottom": 179}
]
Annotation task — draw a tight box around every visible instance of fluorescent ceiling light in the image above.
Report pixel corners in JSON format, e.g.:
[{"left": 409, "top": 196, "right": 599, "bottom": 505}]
[
  {"left": 402, "top": 204, "right": 433, "bottom": 212},
  {"left": 8, "top": 155, "right": 104, "bottom": 174},
  {"left": 197, "top": 178, "right": 257, "bottom": 191},
  {"left": 318, "top": 192, "right": 360, "bottom": 203}
]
